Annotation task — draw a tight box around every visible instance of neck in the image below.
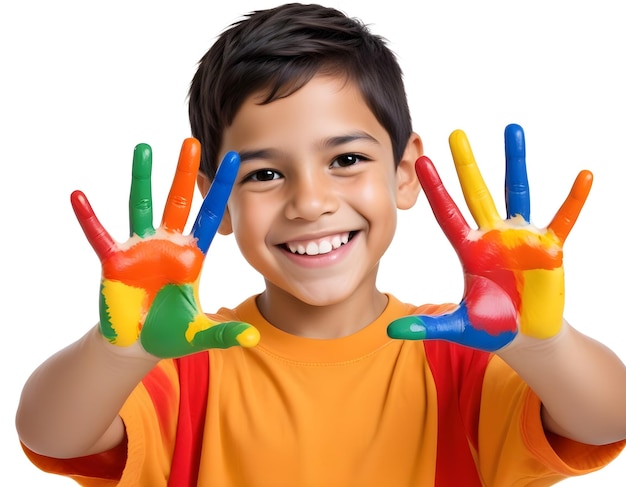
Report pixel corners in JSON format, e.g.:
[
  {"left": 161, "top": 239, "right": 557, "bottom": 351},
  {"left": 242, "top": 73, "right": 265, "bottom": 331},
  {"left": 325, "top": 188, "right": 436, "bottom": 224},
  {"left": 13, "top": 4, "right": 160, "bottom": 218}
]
[{"left": 256, "top": 282, "right": 388, "bottom": 339}]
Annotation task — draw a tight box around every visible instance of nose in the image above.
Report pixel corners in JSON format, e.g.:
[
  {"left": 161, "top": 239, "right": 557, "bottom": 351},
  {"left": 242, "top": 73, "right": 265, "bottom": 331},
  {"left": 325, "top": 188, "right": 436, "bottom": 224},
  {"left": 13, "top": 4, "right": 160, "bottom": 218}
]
[{"left": 284, "top": 171, "right": 339, "bottom": 221}]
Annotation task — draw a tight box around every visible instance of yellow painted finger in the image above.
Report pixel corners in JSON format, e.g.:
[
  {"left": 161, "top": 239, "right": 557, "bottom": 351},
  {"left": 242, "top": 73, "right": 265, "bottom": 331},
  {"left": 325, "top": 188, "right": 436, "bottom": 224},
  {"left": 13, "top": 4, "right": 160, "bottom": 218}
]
[{"left": 449, "top": 129, "right": 500, "bottom": 229}]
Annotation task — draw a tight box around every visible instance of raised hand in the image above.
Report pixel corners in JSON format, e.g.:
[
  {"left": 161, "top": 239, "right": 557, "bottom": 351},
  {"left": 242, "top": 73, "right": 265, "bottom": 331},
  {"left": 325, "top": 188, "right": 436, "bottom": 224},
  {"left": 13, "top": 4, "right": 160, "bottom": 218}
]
[
  {"left": 388, "top": 124, "right": 593, "bottom": 352},
  {"left": 71, "top": 138, "right": 260, "bottom": 358}
]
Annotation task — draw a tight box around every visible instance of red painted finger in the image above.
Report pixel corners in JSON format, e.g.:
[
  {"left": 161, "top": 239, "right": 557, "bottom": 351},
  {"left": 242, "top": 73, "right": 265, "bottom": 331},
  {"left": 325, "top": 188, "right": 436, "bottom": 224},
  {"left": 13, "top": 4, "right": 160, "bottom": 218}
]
[
  {"left": 71, "top": 190, "right": 116, "bottom": 260},
  {"left": 415, "top": 156, "right": 471, "bottom": 250}
]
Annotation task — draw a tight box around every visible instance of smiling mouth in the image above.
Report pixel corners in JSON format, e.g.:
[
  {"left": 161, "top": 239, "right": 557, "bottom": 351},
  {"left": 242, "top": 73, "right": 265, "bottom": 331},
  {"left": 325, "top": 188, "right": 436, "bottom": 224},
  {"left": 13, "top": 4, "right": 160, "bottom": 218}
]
[{"left": 282, "top": 231, "right": 357, "bottom": 256}]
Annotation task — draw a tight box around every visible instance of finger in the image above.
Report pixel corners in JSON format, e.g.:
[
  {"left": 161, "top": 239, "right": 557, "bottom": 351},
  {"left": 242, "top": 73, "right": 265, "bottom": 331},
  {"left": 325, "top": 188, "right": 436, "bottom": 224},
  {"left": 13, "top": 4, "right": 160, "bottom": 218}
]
[
  {"left": 415, "top": 156, "right": 471, "bottom": 249},
  {"left": 548, "top": 170, "right": 593, "bottom": 242},
  {"left": 387, "top": 303, "right": 515, "bottom": 352},
  {"left": 387, "top": 312, "right": 465, "bottom": 341},
  {"left": 191, "top": 151, "right": 240, "bottom": 254},
  {"left": 71, "top": 190, "right": 116, "bottom": 260},
  {"left": 161, "top": 138, "right": 201, "bottom": 232},
  {"left": 129, "top": 143, "right": 155, "bottom": 237},
  {"left": 504, "top": 124, "right": 530, "bottom": 221},
  {"left": 449, "top": 129, "right": 500, "bottom": 229},
  {"left": 191, "top": 321, "right": 261, "bottom": 349}
]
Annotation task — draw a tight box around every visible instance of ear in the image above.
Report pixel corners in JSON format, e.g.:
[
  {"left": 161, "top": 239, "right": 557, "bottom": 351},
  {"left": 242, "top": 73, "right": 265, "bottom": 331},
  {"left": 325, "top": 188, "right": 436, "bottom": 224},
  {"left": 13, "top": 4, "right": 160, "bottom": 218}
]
[
  {"left": 197, "top": 172, "right": 233, "bottom": 235},
  {"left": 395, "top": 132, "right": 423, "bottom": 210}
]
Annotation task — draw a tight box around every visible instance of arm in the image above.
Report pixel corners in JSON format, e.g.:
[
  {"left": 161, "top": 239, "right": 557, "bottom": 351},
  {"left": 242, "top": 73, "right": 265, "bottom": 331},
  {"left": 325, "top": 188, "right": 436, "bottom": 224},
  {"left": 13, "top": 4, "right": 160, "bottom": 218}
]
[
  {"left": 16, "top": 325, "right": 156, "bottom": 459},
  {"left": 500, "top": 320, "right": 626, "bottom": 445},
  {"left": 388, "top": 124, "right": 626, "bottom": 445},
  {"left": 16, "top": 138, "right": 259, "bottom": 459}
]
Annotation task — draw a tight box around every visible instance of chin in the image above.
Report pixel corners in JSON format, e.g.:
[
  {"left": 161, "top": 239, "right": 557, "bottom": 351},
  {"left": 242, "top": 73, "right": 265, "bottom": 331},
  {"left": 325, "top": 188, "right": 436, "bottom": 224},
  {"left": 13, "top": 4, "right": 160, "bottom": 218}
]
[{"left": 289, "top": 282, "right": 365, "bottom": 308}]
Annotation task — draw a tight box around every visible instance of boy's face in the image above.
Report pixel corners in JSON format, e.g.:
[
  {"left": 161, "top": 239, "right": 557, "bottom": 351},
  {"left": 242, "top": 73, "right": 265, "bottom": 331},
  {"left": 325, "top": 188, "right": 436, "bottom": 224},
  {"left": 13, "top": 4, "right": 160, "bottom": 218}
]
[{"left": 202, "top": 75, "right": 421, "bottom": 309}]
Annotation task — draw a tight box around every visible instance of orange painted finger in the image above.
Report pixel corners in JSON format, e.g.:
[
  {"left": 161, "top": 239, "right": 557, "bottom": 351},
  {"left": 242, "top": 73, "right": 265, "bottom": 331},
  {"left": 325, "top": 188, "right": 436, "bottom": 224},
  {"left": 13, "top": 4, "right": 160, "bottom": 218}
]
[
  {"left": 548, "top": 170, "right": 593, "bottom": 242},
  {"left": 161, "top": 138, "right": 202, "bottom": 232},
  {"left": 449, "top": 129, "right": 500, "bottom": 229}
]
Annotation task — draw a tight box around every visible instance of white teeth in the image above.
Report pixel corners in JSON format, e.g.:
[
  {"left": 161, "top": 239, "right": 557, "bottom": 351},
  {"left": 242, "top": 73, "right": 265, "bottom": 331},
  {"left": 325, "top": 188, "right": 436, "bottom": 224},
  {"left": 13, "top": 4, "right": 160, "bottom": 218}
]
[
  {"left": 286, "top": 232, "right": 351, "bottom": 256},
  {"left": 318, "top": 240, "right": 332, "bottom": 254},
  {"left": 306, "top": 242, "right": 319, "bottom": 255}
]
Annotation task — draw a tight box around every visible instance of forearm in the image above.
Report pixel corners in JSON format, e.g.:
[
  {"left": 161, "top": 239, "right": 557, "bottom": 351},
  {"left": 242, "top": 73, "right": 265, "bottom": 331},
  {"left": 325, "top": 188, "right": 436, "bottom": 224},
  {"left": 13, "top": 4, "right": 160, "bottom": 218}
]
[
  {"left": 499, "top": 320, "right": 626, "bottom": 445},
  {"left": 16, "top": 325, "right": 160, "bottom": 458}
]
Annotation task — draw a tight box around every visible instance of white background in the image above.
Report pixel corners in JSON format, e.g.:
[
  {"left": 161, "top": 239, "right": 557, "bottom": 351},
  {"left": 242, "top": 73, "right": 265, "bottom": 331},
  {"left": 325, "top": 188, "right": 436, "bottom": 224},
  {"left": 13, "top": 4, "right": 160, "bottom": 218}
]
[{"left": 2, "top": 0, "right": 625, "bottom": 484}]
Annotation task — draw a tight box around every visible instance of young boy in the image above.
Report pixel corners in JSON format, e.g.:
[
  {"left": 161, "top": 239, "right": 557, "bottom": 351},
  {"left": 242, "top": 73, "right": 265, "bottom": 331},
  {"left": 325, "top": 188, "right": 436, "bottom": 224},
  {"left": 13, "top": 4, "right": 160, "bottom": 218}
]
[{"left": 16, "top": 3, "right": 626, "bottom": 486}]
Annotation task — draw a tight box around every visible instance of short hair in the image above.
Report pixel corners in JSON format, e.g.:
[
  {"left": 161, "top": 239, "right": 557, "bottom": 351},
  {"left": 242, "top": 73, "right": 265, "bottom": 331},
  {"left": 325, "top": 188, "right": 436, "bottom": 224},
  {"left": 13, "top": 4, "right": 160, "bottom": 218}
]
[{"left": 189, "top": 2, "right": 412, "bottom": 180}]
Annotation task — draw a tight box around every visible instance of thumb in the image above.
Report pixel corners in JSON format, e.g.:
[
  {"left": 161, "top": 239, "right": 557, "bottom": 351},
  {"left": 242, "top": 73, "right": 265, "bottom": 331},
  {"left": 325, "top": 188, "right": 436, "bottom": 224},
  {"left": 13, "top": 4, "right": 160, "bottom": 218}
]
[{"left": 387, "top": 303, "right": 515, "bottom": 352}]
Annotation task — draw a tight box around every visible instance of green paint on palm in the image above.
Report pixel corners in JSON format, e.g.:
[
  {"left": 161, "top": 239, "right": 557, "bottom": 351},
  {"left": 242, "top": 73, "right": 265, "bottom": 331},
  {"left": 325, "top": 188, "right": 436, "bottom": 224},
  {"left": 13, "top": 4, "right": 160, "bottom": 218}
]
[
  {"left": 140, "top": 284, "right": 257, "bottom": 357},
  {"left": 99, "top": 284, "right": 117, "bottom": 343},
  {"left": 141, "top": 284, "right": 197, "bottom": 357}
]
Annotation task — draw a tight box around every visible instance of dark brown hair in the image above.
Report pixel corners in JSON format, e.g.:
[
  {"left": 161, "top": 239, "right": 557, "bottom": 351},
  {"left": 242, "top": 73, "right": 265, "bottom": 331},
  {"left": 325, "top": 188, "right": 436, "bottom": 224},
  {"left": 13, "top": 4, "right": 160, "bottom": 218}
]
[{"left": 189, "top": 3, "right": 412, "bottom": 180}]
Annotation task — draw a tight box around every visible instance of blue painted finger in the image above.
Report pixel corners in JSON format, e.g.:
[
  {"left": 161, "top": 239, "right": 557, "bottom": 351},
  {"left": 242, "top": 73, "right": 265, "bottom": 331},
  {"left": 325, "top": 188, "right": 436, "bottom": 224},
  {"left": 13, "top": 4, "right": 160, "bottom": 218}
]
[
  {"left": 504, "top": 124, "right": 530, "bottom": 222},
  {"left": 192, "top": 151, "right": 240, "bottom": 254}
]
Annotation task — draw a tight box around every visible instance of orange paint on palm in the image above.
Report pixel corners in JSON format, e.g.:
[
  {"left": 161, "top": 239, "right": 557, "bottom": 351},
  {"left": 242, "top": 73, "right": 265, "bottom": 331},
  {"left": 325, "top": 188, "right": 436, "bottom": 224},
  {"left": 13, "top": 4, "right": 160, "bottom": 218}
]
[
  {"left": 102, "top": 240, "right": 204, "bottom": 300},
  {"left": 483, "top": 229, "right": 562, "bottom": 270}
]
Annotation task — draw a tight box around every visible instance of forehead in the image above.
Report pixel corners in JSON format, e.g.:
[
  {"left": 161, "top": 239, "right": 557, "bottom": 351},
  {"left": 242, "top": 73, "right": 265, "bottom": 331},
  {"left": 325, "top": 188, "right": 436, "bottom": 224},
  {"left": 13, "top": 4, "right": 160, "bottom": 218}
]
[{"left": 220, "top": 75, "right": 391, "bottom": 155}]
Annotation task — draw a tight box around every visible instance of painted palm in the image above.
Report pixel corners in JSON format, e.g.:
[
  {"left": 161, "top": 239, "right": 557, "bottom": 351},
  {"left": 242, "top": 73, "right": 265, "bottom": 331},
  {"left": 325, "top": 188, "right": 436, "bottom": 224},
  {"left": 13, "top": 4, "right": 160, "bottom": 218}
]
[
  {"left": 388, "top": 124, "right": 593, "bottom": 351},
  {"left": 71, "top": 138, "right": 259, "bottom": 358}
]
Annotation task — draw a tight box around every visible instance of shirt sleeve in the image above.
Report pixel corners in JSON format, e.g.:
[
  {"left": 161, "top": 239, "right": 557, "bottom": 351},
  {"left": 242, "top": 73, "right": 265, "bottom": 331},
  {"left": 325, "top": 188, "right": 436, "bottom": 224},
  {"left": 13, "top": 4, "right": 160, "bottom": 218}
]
[
  {"left": 21, "top": 438, "right": 126, "bottom": 487},
  {"left": 477, "top": 355, "right": 626, "bottom": 486}
]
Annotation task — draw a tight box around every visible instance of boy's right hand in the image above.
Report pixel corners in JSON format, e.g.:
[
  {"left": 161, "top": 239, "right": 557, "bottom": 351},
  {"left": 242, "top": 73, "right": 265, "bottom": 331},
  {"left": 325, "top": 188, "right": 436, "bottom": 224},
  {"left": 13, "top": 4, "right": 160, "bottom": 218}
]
[{"left": 71, "top": 138, "right": 260, "bottom": 359}]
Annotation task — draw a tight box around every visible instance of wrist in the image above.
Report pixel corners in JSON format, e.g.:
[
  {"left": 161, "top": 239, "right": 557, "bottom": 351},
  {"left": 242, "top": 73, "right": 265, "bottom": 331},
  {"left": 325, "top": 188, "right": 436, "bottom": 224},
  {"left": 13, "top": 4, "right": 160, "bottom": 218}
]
[
  {"left": 91, "top": 324, "right": 161, "bottom": 368},
  {"left": 497, "top": 318, "right": 568, "bottom": 359}
]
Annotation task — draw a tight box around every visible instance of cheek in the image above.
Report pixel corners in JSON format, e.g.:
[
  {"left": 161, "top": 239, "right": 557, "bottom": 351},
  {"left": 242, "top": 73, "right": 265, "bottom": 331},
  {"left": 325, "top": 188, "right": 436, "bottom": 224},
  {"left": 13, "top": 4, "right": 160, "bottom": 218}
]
[
  {"left": 229, "top": 198, "right": 272, "bottom": 251},
  {"left": 354, "top": 177, "right": 398, "bottom": 217},
  {"left": 347, "top": 178, "right": 398, "bottom": 250}
]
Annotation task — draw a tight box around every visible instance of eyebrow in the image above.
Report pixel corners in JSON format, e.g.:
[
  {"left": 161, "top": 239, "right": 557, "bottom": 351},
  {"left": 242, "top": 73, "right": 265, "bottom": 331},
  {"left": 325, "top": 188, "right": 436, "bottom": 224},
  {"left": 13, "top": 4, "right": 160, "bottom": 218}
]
[
  {"left": 320, "top": 131, "right": 380, "bottom": 150},
  {"left": 237, "top": 131, "right": 380, "bottom": 164}
]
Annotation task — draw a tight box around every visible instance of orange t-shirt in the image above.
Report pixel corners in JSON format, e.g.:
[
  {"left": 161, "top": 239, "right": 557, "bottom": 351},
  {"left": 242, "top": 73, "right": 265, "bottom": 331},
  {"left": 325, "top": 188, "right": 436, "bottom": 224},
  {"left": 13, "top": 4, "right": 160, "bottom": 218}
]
[{"left": 23, "top": 295, "right": 625, "bottom": 486}]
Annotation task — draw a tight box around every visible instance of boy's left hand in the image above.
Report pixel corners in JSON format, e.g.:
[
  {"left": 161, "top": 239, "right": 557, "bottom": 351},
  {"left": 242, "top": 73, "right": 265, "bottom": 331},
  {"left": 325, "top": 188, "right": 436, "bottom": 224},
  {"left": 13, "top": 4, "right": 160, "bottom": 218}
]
[{"left": 387, "top": 124, "right": 593, "bottom": 352}]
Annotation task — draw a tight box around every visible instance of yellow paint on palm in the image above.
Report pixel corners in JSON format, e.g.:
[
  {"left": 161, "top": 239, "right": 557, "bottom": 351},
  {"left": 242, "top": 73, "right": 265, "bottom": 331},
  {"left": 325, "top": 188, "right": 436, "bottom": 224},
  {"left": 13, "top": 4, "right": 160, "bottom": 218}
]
[
  {"left": 519, "top": 267, "right": 565, "bottom": 338},
  {"left": 102, "top": 279, "right": 145, "bottom": 346},
  {"left": 185, "top": 313, "right": 215, "bottom": 343},
  {"left": 499, "top": 227, "right": 560, "bottom": 253},
  {"left": 192, "top": 278, "right": 202, "bottom": 305},
  {"left": 183, "top": 278, "right": 212, "bottom": 342}
]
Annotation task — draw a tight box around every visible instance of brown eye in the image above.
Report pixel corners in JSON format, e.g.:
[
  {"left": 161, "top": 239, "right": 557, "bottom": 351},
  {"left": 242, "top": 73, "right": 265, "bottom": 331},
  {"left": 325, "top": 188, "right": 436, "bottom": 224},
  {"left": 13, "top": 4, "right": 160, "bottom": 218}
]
[
  {"left": 247, "top": 169, "right": 281, "bottom": 182},
  {"left": 331, "top": 154, "right": 364, "bottom": 168}
]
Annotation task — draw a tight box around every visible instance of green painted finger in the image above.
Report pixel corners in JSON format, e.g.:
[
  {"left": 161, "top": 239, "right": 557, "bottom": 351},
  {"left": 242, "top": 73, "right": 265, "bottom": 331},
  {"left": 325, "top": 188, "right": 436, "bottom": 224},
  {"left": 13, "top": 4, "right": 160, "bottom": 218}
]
[
  {"left": 191, "top": 322, "right": 260, "bottom": 350},
  {"left": 129, "top": 143, "right": 155, "bottom": 237}
]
